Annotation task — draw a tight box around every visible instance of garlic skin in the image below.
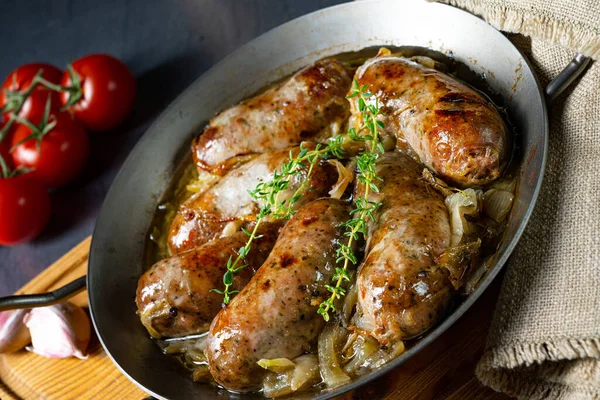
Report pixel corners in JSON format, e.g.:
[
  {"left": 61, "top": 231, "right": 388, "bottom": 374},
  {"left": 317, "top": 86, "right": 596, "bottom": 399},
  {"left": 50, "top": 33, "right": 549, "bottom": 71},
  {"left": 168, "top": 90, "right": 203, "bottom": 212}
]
[
  {"left": 0, "top": 309, "right": 31, "bottom": 353},
  {"left": 24, "top": 302, "right": 91, "bottom": 359}
]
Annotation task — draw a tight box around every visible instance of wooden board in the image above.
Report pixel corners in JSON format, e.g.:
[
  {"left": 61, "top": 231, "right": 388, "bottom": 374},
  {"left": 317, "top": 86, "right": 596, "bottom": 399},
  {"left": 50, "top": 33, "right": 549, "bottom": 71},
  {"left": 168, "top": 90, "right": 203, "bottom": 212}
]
[
  {"left": 0, "top": 237, "right": 510, "bottom": 400},
  {"left": 0, "top": 237, "right": 147, "bottom": 400}
]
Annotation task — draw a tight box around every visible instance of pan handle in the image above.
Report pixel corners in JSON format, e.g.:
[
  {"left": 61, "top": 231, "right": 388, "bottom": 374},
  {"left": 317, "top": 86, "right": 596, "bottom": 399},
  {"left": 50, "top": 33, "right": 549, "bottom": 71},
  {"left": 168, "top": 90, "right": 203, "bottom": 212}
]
[
  {"left": 0, "top": 276, "right": 87, "bottom": 312},
  {"left": 545, "top": 54, "right": 591, "bottom": 102}
]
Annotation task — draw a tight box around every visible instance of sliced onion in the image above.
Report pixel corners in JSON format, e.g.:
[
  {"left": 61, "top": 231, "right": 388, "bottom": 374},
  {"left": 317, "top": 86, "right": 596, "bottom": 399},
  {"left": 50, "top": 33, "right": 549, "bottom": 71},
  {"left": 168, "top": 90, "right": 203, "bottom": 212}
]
[
  {"left": 328, "top": 160, "right": 355, "bottom": 199},
  {"left": 263, "top": 371, "right": 293, "bottom": 398},
  {"left": 341, "top": 284, "right": 358, "bottom": 326},
  {"left": 318, "top": 322, "right": 351, "bottom": 388},
  {"left": 186, "top": 170, "right": 219, "bottom": 194},
  {"left": 445, "top": 188, "right": 482, "bottom": 246},
  {"left": 262, "top": 354, "right": 320, "bottom": 398},
  {"left": 491, "top": 177, "right": 516, "bottom": 193},
  {"left": 410, "top": 56, "right": 441, "bottom": 69},
  {"left": 191, "top": 365, "right": 211, "bottom": 382},
  {"left": 435, "top": 239, "right": 481, "bottom": 289},
  {"left": 161, "top": 334, "right": 208, "bottom": 367},
  {"left": 483, "top": 189, "right": 514, "bottom": 223},
  {"left": 257, "top": 358, "right": 296, "bottom": 373},
  {"left": 343, "top": 334, "right": 380, "bottom": 375},
  {"left": 363, "top": 340, "right": 405, "bottom": 370},
  {"left": 220, "top": 220, "right": 243, "bottom": 237},
  {"left": 290, "top": 355, "right": 320, "bottom": 391}
]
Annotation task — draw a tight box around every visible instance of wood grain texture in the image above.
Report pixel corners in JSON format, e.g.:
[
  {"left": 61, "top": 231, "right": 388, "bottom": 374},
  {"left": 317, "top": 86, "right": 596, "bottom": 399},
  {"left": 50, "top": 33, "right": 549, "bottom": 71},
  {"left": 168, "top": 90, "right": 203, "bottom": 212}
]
[
  {"left": 0, "top": 237, "right": 511, "bottom": 400},
  {"left": 0, "top": 237, "right": 146, "bottom": 400}
]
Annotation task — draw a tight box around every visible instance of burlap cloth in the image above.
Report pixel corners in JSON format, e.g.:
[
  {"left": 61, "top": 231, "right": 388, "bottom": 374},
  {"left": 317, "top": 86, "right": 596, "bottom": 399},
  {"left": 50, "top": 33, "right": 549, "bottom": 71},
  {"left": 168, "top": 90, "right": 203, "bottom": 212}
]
[{"left": 435, "top": 0, "right": 600, "bottom": 399}]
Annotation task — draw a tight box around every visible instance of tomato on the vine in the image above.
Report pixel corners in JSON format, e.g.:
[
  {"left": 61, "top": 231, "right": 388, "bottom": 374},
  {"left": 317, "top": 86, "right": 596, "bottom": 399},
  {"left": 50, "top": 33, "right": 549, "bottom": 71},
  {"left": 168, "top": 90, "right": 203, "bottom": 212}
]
[
  {"left": 0, "top": 121, "right": 15, "bottom": 170},
  {"left": 0, "top": 63, "right": 63, "bottom": 121},
  {"left": 0, "top": 173, "right": 51, "bottom": 246},
  {"left": 11, "top": 111, "right": 89, "bottom": 188},
  {"left": 60, "top": 54, "right": 136, "bottom": 131}
]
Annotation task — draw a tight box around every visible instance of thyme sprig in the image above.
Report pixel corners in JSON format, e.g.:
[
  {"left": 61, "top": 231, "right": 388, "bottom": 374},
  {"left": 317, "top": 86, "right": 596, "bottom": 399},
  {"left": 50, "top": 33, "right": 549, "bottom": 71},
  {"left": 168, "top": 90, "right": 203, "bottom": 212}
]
[
  {"left": 212, "top": 141, "right": 342, "bottom": 305},
  {"left": 211, "top": 80, "right": 385, "bottom": 312},
  {"left": 317, "top": 79, "right": 384, "bottom": 321}
]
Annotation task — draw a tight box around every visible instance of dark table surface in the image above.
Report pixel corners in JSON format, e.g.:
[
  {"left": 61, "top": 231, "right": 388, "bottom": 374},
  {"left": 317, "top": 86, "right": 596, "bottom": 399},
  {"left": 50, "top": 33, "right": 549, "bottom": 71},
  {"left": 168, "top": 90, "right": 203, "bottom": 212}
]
[{"left": 0, "top": 0, "right": 349, "bottom": 297}]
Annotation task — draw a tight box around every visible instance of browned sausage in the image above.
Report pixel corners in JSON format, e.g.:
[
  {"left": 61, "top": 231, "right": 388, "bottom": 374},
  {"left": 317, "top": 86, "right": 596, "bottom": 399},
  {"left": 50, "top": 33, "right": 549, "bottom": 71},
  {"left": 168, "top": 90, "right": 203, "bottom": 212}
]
[
  {"left": 136, "top": 223, "right": 281, "bottom": 339},
  {"left": 168, "top": 144, "right": 337, "bottom": 254},
  {"left": 350, "top": 50, "right": 509, "bottom": 186},
  {"left": 352, "top": 151, "right": 453, "bottom": 344},
  {"left": 206, "top": 198, "right": 352, "bottom": 392},
  {"left": 192, "top": 59, "right": 352, "bottom": 173}
]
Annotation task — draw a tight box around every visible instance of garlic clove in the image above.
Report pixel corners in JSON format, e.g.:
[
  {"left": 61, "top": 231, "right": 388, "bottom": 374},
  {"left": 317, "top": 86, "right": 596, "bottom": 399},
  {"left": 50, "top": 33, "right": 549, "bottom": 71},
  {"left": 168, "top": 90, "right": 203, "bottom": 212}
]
[
  {"left": 24, "top": 302, "right": 91, "bottom": 359},
  {"left": 0, "top": 309, "right": 31, "bottom": 353}
]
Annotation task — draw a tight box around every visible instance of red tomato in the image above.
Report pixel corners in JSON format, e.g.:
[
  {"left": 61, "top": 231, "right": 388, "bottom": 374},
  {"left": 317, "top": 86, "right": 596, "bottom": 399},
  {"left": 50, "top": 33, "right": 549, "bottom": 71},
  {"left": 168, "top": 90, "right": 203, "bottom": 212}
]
[
  {"left": 11, "top": 112, "right": 90, "bottom": 188},
  {"left": 0, "top": 173, "right": 51, "bottom": 245},
  {"left": 0, "top": 121, "right": 15, "bottom": 170},
  {"left": 0, "top": 63, "right": 63, "bottom": 121},
  {"left": 60, "top": 54, "right": 136, "bottom": 131}
]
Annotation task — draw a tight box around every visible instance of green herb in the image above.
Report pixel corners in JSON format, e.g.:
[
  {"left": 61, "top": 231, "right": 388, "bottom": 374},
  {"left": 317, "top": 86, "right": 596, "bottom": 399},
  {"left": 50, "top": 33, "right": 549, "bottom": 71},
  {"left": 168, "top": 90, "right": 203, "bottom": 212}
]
[
  {"left": 317, "top": 79, "right": 384, "bottom": 321},
  {"left": 211, "top": 141, "right": 342, "bottom": 305},
  {"left": 211, "top": 80, "right": 384, "bottom": 310}
]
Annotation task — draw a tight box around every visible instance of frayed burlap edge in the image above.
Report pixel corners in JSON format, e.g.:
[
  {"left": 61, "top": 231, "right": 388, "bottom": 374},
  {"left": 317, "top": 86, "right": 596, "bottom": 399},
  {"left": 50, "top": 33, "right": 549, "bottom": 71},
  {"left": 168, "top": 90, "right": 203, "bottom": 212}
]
[
  {"left": 477, "top": 338, "right": 600, "bottom": 399},
  {"left": 440, "top": 0, "right": 600, "bottom": 60}
]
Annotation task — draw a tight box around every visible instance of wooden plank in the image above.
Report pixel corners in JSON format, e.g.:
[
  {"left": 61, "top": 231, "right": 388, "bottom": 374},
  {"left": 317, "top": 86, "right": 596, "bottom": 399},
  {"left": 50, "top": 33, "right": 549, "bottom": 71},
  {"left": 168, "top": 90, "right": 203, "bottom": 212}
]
[
  {"left": 0, "top": 236, "right": 510, "bottom": 399},
  {"left": 0, "top": 236, "right": 147, "bottom": 400}
]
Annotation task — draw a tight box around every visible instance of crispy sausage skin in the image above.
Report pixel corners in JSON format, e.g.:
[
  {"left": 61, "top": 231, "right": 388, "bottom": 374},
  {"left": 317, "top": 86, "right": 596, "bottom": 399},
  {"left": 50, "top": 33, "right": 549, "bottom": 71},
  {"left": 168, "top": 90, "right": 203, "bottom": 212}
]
[
  {"left": 192, "top": 59, "right": 351, "bottom": 172},
  {"left": 136, "top": 223, "right": 281, "bottom": 339},
  {"left": 351, "top": 52, "right": 509, "bottom": 187},
  {"left": 352, "top": 152, "right": 453, "bottom": 344},
  {"left": 206, "top": 198, "right": 352, "bottom": 392},
  {"left": 168, "top": 145, "right": 337, "bottom": 254}
]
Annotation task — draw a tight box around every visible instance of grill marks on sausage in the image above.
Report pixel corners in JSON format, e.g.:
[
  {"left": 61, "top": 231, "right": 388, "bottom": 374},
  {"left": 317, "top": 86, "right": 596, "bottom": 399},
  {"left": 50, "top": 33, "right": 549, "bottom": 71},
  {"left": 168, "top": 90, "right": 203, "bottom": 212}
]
[
  {"left": 206, "top": 199, "right": 351, "bottom": 392},
  {"left": 351, "top": 55, "right": 509, "bottom": 186},
  {"left": 168, "top": 146, "right": 337, "bottom": 254},
  {"left": 280, "top": 254, "right": 297, "bottom": 269},
  {"left": 352, "top": 152, "right": 453, "bottom": 344},
  {"left": 192, "top": 59, "right": 352, "bottom": 170}
]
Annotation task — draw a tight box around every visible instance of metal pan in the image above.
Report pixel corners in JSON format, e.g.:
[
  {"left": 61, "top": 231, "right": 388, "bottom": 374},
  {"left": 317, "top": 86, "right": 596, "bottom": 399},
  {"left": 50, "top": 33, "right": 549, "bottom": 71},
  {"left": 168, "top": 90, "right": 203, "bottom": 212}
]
[{"left": 0, "top": 0, "right": 590, "bottom": 398}]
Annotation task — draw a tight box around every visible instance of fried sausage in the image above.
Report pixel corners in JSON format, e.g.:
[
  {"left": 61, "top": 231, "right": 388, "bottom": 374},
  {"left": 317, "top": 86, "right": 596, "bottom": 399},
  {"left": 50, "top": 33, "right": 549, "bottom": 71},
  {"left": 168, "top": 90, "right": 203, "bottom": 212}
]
[
  {"left": 351, "top": 50, "right": 509, "bottom": 186},
  {"left": 352, "top": 151, "right": 453, "bottom": 344},
  {"left": 192, "top": 59, "right": 351, "bottom": 172},
  {"left": 206, "top": 198, "right": 352, "bottom": 392},
  {"left": 168, "top": 144, "right": 337, "bottom": 254},
  {"left": 136, "top": 223, "right": 281, "bottom": 339}
]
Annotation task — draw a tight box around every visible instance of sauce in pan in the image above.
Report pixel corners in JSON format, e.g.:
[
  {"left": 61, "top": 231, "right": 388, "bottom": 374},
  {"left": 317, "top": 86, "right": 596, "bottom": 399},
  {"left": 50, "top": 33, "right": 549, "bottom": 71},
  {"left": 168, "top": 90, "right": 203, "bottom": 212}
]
[{"left": 139, "top": 46, "right": 518, "bottom": 398}]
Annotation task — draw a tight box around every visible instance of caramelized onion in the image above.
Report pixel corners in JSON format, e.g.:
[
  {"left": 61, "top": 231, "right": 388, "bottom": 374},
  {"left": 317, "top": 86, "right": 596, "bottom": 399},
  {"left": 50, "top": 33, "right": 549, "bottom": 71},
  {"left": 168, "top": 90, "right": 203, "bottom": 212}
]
[
  {"left": 483, "top": 188, "right": 514, "bottom": 223},
  {"left": 445, "top": 188, "right": 482, "bottom": 246},
  {"left": 318, "top": 322, "right": 351, "bottom": 388},
  {"left": 328, "top": 160, "right": 355, "bottom": 199},
  {"left": 186, "top": 169, "right": 222, "bottom": 194},
  {"left": 258, "top": 358, "right": 296, "bottom": 373},
  {"left": 436, "top": 239, "right": 481, "bottom": 289},
  {"left": 342, "top": 334, "right": 379, "bottom": 375},
  {"left": 262, "top": 354, "right": 320, "bottom": 397}
]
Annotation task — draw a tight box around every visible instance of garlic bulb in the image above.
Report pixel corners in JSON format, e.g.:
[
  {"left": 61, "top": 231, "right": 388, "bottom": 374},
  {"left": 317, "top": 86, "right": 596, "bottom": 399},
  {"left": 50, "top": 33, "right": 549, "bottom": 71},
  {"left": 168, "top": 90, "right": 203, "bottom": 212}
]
[
  {"left": 24, "top": 302, "right": 91, "bottom": 359},
  {"left": 0, "top": 309, "right": 31, "bottom": 353}
]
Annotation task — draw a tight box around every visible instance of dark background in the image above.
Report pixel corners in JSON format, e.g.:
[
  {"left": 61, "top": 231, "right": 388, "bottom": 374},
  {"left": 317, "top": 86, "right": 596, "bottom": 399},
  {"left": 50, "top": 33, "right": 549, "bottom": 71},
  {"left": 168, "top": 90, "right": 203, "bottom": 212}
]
[{"left": 0, "top": 0, "right": 349, "bottom": 296}]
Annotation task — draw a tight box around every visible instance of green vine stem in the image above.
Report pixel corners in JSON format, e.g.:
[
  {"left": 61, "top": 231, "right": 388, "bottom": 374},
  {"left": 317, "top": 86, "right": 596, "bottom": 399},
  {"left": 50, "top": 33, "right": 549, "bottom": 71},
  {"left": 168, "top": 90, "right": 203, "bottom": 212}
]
[
  {"left": 0, "top": 65, "right": 82, "bottom": 146},
  {"left": 10, "top": 96, "right": 56, "bottom": 152},
  {"left": 0, "top": 70, "right": 46, "bottom": 144}
]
